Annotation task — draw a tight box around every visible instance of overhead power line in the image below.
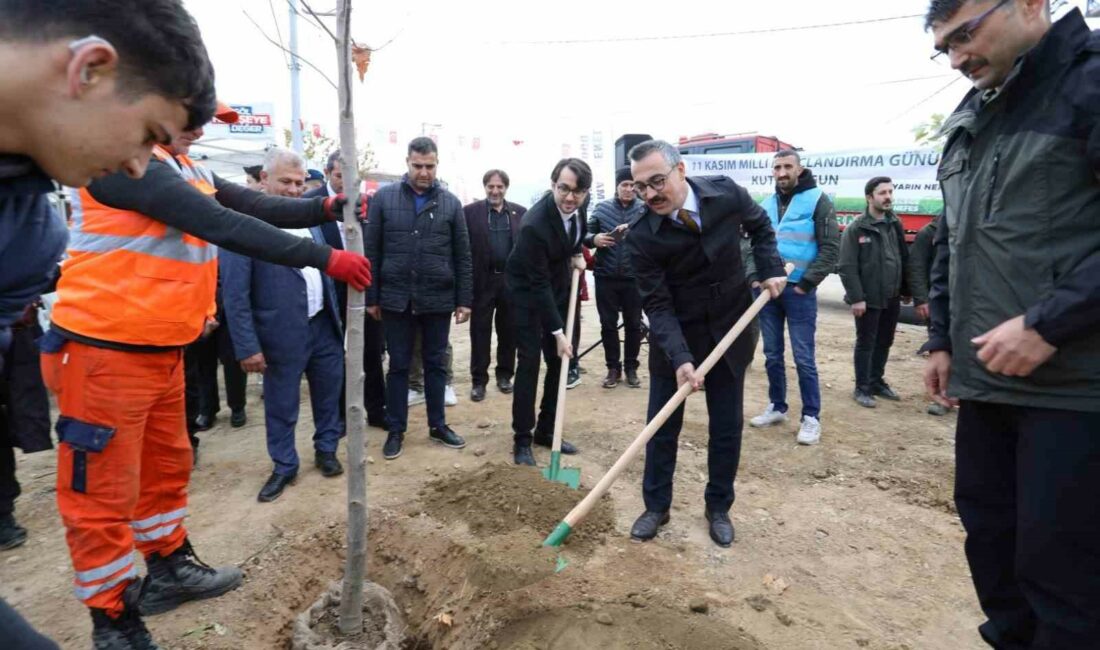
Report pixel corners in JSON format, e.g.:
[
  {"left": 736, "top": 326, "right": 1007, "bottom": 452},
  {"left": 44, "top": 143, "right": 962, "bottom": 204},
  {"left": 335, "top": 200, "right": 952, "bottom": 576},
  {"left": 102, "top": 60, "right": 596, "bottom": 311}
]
[{"left": 498, "top": 14, "right": 923, "bottom": 45}]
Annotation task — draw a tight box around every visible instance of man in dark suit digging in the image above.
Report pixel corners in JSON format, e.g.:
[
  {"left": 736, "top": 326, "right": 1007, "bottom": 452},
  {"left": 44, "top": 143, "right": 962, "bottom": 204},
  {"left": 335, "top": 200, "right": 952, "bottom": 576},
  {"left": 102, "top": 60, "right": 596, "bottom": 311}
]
[{"left": 624, "top": 140, "right": 786, "bottom": 548}]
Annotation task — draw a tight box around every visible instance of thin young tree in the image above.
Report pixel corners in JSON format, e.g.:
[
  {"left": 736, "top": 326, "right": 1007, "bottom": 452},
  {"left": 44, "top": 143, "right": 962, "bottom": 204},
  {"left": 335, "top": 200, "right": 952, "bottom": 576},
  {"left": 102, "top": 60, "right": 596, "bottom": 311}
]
[{"left": 331, "top": 0, "right": 368, "bottom": 634}]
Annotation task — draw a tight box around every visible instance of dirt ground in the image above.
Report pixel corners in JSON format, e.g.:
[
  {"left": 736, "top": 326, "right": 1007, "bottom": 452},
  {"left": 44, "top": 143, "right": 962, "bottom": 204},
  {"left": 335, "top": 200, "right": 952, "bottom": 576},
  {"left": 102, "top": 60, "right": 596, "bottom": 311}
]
[{"left": 0, "top": 299, "right": 983, "bottom": 649}]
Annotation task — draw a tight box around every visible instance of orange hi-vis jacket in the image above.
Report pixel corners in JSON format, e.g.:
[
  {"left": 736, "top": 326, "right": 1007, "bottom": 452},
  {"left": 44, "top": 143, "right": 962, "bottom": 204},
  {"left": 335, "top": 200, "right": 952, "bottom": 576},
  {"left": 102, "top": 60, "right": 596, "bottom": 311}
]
[{"left": 52, "top": 146, "right": 218, "bottom": 347}]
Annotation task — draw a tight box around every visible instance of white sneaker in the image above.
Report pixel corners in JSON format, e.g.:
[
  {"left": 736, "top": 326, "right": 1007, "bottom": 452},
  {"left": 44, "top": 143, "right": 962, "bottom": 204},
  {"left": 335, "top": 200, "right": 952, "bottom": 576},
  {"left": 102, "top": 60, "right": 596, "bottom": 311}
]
[
  {"left": 796, "top": 416, "right": 821, "bottom": 445},
  {"left": 407, "top": 389, "right": 425, "bottom": 406},
  {"left": 749, "top": 403, "right": 788, "bottom": 428},
  {"left": 444, "top": 385, "right": 458, "bottom": 407}
]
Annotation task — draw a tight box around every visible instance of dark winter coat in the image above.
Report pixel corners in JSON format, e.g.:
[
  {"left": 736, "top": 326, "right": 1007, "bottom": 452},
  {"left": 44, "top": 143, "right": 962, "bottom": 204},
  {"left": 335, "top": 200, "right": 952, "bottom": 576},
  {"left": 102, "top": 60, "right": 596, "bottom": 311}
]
[
  {"left": 625, "top": 176, "right": 783, "bottom": 379},
  {"left": 838, "top": 210, "right": 910, "bottom": 309},
  {"left": 584, "top": 196, "right": 646, "bottom": 279},
  {"left": 363, "top": 177, "right": 473, "bottom": 314},
  {"left": 926, "top": 9, "right": 1100, "bottom": 411}
]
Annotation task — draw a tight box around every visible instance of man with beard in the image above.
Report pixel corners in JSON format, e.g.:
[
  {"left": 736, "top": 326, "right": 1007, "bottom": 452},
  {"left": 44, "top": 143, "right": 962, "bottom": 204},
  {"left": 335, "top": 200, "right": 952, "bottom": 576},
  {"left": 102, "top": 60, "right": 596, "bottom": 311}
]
[
  {"left": 838, "top": 177, "right": 909, "bottom": 408},
  {"left": 464, "top": 169, "right": 525, "bottom": 402},
  {"left": 365, "top": 137, "right": 472, "bottom": 461},
  {"left": 748, "top": 150, "right": 838, "bottom": 445}
]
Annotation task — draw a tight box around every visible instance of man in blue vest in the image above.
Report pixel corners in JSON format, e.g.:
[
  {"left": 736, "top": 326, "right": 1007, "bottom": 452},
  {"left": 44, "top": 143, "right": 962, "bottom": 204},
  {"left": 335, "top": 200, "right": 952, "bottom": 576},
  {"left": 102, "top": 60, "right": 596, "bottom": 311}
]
[{"left": 748, "top": 150, "right": 839, "bottom": 445}]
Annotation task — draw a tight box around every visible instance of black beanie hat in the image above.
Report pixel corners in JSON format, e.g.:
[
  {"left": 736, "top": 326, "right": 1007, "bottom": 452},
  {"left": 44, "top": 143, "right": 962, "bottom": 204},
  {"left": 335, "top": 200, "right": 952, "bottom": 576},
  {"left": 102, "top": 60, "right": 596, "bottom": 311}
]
[{"left": 615, "top": 166, "right": 632, "bottom": 185}]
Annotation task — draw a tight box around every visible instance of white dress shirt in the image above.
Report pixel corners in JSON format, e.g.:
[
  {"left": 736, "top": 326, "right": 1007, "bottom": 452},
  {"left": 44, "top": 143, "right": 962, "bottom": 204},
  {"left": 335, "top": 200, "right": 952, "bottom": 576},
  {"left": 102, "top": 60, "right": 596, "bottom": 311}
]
[{"left": 284, "top": 228, "right": 324, "bottom": 318}]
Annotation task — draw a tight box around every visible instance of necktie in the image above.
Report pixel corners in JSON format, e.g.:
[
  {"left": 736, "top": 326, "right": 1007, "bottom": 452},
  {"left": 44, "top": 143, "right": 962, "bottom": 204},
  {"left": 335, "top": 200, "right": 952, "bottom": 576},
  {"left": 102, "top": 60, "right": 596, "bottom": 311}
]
[
  {"left": 678, "top": 209, "right": 700, "bottom": 234},
  {"left": 567, "top": 216, "right": 576, "bottom": 244}
]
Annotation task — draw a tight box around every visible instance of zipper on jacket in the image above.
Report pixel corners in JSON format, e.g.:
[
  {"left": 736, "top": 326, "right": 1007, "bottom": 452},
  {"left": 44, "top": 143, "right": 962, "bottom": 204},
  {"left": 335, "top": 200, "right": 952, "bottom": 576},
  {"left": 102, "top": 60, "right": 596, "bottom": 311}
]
[{"left": 984, "top": 152, "right": 1000, "bottom": 222}]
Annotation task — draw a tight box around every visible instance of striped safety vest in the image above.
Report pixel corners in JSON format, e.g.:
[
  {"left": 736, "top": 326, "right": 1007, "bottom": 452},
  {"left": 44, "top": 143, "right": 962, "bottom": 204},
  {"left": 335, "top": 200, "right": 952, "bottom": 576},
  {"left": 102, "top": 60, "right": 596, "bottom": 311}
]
[
  {"left": 52, "top": 146, "right": 218, "bottom": 346},
  {"left": 763, "top": 187, "right": 822, "bottom": 284}
]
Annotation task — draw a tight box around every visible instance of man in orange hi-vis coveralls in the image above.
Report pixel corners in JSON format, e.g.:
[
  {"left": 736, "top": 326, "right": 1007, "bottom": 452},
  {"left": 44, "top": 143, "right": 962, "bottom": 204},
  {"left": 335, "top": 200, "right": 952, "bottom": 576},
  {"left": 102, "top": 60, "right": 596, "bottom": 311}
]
[{"left": 39, "top": 103, "right": 371, "bottom": 650}]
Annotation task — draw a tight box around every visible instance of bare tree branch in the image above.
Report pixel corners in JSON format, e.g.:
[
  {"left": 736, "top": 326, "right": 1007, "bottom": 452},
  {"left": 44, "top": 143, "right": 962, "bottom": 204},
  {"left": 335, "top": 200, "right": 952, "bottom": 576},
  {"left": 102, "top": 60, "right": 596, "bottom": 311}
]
[
  {"left": 368, "top": 24, "right": 405, "bottom": 51},
  {"left": 268, "top": 0, "right": 291, "bottom": 68},
  {"left": 242, "top": 10, "right": 338, "bottom": 90},
  {"left": 299, "top": 0, "right": 339, "bottom": 42}
]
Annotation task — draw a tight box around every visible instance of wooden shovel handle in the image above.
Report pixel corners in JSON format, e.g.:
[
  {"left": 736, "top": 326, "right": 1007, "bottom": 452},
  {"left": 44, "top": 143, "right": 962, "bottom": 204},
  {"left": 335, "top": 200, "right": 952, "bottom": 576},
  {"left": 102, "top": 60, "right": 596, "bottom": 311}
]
[
  {"left": 561, "top": 265, "right": 791, "bottom": 528},
  {"left": 551, "top": 268, "right": 583, "bottom": 453}
]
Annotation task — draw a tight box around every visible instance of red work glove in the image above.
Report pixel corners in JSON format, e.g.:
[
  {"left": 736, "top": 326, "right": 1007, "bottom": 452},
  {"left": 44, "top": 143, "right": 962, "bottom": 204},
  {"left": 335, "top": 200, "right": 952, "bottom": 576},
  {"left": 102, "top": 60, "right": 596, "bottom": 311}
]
[
  {"left": 325, "top": 250, "right": 372, "bottom": 291},
  {"left": 322, "top": 193, "right": 368, "bottom": 221}
]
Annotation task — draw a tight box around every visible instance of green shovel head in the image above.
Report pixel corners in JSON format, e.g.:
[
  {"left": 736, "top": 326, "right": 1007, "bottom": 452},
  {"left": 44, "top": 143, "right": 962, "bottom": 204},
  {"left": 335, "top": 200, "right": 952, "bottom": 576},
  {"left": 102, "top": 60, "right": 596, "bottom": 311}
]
[{"left": 542, "top": 451, "right": 581, "bottom": 489}]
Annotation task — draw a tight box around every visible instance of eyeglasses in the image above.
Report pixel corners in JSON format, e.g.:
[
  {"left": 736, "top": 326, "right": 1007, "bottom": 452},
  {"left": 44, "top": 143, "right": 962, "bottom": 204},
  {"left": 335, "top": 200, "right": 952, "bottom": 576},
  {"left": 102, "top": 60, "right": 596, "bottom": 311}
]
[
  {"left": 633, "top": 167, "right": 675, "bottom": 196},
  {"left": 554, "top": 184, "right": 588, "bottom": 199},
  {"left": 930, "top": 0, "right": 1009, "bottom": 62}
]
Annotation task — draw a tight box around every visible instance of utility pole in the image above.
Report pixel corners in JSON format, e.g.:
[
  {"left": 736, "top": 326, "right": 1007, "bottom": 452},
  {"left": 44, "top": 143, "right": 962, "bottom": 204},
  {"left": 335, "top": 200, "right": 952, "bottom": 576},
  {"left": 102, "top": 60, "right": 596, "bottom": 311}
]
[{"left": 288, "top": 0, "right": 304, "bottom": 155}]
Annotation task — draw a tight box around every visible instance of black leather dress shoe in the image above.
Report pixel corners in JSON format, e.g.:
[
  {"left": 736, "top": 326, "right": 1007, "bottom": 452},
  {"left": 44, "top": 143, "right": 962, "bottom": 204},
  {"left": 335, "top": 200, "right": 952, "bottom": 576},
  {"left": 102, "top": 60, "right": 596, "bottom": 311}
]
[
  {"left": 383, "top": 432, "right": 404, "bottom": 460},
  {"left": 497, "top": 377, "right": 514, "bottom": 394},
  {"left": 430, "top": 425, "right": 466, "bottom": 449},
  {"left": 470, "top": 384, "right": 486, "bottom": 402},
  {"left": 873, "top": 384, "right": 901, "bottom": 401},
  {"left": 257, "top": 472, "right": 296, "bottom": 502},
  {"left": 705, "top": 510, "right": 735, "bottom": 547},
  {"left": 630, "top": 510, "right": 670, "bottom": 541},
  {"left": 314, "top": 451, "right": 343, "bottom": 477},
  {"left": 513, "top": 444, "right": 536, "bottom": 466},
  {"left": 229, "top": 409, "right": 246, "bottom": 428},
  {"left": 533, "top": 436, "right": 578, "bottom": 455},
  {"left": 192, "top": 414, "right": 215, "bottom": 432}
]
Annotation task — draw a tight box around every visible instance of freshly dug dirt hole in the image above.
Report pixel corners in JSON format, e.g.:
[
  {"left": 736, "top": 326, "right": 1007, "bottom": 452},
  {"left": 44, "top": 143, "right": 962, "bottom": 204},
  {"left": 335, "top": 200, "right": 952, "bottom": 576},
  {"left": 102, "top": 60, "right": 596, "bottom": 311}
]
[
  {"left": 418, "top": 463, "right": 615, "bottom": 554},
  {"left": 488, "top": 603, "right": 763, "bottom": 650}
]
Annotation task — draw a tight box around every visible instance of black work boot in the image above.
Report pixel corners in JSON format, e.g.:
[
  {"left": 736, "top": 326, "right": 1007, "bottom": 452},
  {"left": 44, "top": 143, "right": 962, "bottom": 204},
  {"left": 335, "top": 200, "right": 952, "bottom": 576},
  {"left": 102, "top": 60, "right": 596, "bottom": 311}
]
[
  {"left": 0, "top": 513, "right": 28, "bottom": 550},
  {"left": 91, "top": 580, "right": 161, "bottom": 649},
  {"left": 139, "top": 539, "right": 243, "bottom": 616}
]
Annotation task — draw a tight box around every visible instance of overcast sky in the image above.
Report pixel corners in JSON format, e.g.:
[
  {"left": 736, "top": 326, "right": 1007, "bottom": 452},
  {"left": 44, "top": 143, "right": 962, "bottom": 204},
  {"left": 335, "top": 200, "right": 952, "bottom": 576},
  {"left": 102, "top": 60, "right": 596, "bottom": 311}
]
[{"left": 184, "top": 0, "right": 1096, "bottom": 203}]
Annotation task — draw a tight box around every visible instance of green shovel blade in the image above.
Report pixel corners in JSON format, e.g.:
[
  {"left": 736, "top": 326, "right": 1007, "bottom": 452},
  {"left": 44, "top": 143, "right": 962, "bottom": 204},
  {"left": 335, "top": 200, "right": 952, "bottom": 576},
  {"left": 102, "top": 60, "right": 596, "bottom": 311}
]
[
  {"left": 541, "top": 451, "right": 581, "bottom": 489},
  {"left": 542, "top": 521, "right": 573, "bottom": 573}
]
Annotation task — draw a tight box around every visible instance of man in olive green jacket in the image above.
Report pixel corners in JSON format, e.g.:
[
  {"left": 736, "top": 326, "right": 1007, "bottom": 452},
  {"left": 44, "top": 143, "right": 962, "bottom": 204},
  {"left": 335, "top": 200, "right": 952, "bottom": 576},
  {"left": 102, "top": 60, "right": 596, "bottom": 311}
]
[
  {"left": 923, "top": 2, "right": 1100, "bottom": 646},
  {"left": 838, "top": 177, "right": 909, "bottom": 408}
]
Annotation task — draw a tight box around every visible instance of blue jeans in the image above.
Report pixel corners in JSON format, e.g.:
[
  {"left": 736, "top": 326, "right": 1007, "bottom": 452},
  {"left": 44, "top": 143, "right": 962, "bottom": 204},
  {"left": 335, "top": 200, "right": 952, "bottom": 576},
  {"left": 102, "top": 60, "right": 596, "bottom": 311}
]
[
  {"left": 382, "top": 309, "right": 450, "bottom": 433},
  {"left": 756, "top": 285, "right": 820, "bottom": 419}
]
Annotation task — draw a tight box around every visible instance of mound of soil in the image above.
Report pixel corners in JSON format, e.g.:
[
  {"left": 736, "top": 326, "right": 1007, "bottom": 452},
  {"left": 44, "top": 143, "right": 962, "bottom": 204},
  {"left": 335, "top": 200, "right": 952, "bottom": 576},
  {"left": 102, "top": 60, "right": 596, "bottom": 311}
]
[
  {"left": 418, "top": 464, "right": 616, "bottom": 553},
  {"left": 467, "top": 529, "right": 560, "bottom": 591},
  {"left": 488, "top": 603, "right": 762, "bottom": 650}
]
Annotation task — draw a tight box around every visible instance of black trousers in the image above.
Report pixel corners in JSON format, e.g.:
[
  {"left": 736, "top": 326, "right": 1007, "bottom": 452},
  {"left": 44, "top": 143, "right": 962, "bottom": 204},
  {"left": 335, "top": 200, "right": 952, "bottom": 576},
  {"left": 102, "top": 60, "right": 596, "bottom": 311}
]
[
  {"left": 1, "top": 325, "right": 51, "bottom": 516},
  {"left": 595, "top": 276, "right": 642, "bottom": 371},
  {"left": 183, "top": 344, "right": 203, "bottom": 448},
  {"left": 338, "top": 316, "right": 387, "bottom": 424},
  {"left": 642, "top": 358, "right": 744, "bottom": 513},
  {"left": 511, "top": 301, "right": 567, "bottom": 445},
  {"left": 955, "top": 401, "right": 1100, "bottom": 649},
  {"left": 853, "top": 297, "right": 900, "bottom": 393},
  {"left": 0, "top": 426, "right": 16, "bottom": 517},
  {"left": 469, "top": 273, "right": 515, "bottom": 387},
  {"left": 0, "top": 598, "right": 59, "bottom": 649},
  {"left": 193, "top": 325, "right": 247, "bottom": 418}
]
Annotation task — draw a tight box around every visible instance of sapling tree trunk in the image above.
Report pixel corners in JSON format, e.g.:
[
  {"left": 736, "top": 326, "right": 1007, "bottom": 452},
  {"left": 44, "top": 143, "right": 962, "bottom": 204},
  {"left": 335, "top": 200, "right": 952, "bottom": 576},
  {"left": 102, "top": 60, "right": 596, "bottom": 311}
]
[{"left": 333, "top": 0, "right": 367, "bottom": 634}]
